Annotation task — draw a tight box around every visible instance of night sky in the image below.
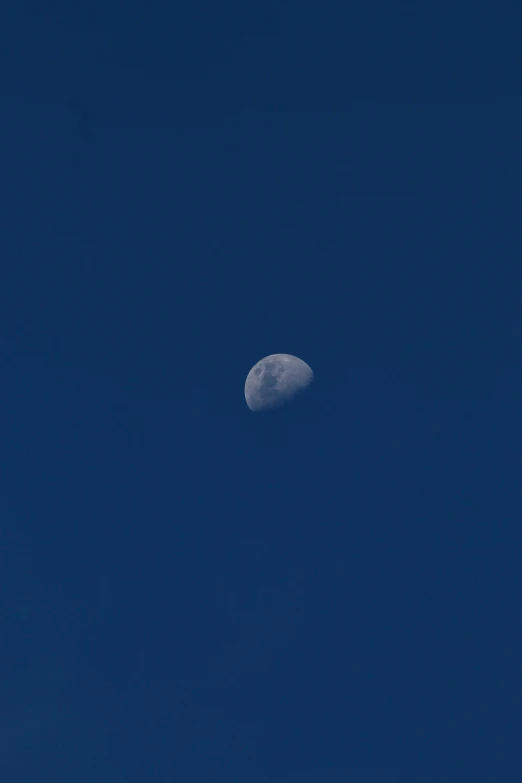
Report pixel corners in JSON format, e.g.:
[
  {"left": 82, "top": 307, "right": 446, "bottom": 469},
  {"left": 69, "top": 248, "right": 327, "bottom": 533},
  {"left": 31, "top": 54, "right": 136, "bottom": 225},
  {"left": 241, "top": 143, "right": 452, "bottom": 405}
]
[{"left": 1, "top": 1, "right": 521, "bottom": 781}]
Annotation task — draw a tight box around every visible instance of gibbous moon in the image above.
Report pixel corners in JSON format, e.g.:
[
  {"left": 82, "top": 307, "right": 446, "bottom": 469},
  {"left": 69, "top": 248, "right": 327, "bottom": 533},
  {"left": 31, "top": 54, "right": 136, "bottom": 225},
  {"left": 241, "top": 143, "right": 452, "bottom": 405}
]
[{"left": 245, "top": 354, "right": 314, "bottom": 412}]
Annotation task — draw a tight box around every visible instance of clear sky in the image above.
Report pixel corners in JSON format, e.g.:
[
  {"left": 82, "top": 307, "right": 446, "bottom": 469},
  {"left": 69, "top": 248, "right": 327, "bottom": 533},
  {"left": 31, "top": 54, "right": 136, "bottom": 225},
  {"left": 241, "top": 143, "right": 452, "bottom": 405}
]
[{"left": 1, "top": 1, "right": 521, "bottom": 781}]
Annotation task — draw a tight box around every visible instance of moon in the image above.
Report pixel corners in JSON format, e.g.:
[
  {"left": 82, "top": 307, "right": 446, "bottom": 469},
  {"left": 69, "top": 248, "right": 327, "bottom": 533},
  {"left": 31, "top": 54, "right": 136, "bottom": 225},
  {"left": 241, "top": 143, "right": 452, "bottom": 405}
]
[{"left": 244, "top": 354, "right": 314, "bottom": 412}]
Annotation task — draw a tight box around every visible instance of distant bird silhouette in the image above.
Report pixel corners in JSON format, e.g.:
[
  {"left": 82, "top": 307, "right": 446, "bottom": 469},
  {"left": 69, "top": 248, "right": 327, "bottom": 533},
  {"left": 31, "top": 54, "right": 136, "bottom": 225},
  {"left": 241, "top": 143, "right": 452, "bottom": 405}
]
[{"left": 65, "top": 98, "right": 93, "bottom": 141}]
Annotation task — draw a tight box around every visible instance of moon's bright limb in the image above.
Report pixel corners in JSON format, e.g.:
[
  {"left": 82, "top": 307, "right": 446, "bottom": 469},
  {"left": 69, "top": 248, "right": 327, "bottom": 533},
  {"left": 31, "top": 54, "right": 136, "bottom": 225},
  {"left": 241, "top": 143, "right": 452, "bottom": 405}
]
[{"left": 244, "top": 354, "right": 314, "bottom": 412}]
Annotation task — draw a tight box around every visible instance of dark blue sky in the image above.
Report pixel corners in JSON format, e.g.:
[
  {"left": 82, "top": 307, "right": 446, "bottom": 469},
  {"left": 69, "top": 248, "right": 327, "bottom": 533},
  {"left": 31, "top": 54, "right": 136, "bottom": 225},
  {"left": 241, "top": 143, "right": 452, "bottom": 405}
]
[{"left": 1, "top": 1, "right": 521, "bottom": 781}]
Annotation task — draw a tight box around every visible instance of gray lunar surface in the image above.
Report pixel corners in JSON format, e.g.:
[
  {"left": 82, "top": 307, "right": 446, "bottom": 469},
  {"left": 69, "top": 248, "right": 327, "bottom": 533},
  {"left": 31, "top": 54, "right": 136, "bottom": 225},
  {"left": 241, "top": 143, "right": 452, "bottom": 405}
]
[{"left": 244, "top": 354, "right": 314, "bottom": 412}]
